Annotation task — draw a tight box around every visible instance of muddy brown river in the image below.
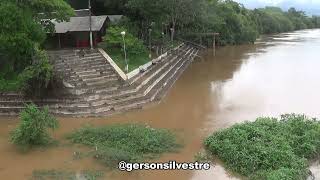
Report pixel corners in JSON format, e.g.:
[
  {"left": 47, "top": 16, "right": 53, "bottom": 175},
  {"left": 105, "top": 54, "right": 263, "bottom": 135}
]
[{"left": 1, "top": 29, "right": 320, "bottom": 180}]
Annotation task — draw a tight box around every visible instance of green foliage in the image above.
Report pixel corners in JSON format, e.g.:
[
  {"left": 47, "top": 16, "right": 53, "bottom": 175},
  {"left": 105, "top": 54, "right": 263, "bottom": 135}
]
[
  {"left": 0, "top": 48, "right": 53, "bottom": 95},
  {"left": 101, "top": 0, "right": 320, "bottom": 46},
  {"left": 99, "top": 26, "right": 150, "bottom": 72},
  {"left": 0, "top": 0, "right": 73, "bottom": 93},
  {"left": 20, "top": 0, "right": 74, "bottom": 21},
  {"left": 10, "top": 104, "right": 58, "bottom": 150},
  {"left": 0, "top": 1, "right": 46, "bottom": 73},
  {"left": 101, "top": 47, "right": 149, "bottom": 72},
  {"left": 31, "top": 169, "right": 103, "bottom": 180},
  {"left": 0, "top": 0, "right": 72, "bottom": 94},
  {"left": 18, "top": 48, "right": 53, "bottom": 97},
  {"left": 67, "top": 124, "right": 180, "bottom": 168},
  {"left": 0, "top": 74, "right": 22, "bottom": 92},
  {"left": 204, "top": 114, "right": 320, "bottom": 180},
  {"left": 102, "top": 26, "right": 148, "bottom": 56}
]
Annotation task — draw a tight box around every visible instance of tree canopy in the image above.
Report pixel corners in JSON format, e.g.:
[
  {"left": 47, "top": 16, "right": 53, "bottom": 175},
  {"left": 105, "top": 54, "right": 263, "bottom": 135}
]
[
  {"left": 79, "top": 0, "right": 320, "bottom": 45},
  {"left": 0, "top": 0, "right": 74, "bottom": 73},
  {"left": 0, "top": 0, "right": 74, "bottom": 93}
]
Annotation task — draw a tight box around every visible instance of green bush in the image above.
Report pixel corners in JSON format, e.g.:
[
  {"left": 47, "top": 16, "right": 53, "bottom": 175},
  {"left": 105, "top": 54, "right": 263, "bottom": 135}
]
[
  {"left": 67, "top": 124, "right": 180, "bottom": 168},
  {"left": 204, "top": 114, "right": 320, "bottom": 180},
  {"left": 0, "top": 47, "right": 53, "bottom": 95},
  {"left": 0, "top": 74, "right": 22, "bottom": 92},
  {"left": 100, "top": 26, "right": 148, "bottom": 56},
  {"left": 10, "top": 104, "right": 58, "bottom": 150},
  {"left": 98, "top": 26, "right": 150, "bottom": 72},
  {"left": 18, "top": 47, "right": 53, "bottom": 97}
]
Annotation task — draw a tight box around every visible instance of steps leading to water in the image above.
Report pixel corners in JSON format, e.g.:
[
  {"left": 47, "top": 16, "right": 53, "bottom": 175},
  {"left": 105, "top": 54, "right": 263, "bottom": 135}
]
[{"left": 0, "top": 44, "right": 200, "bottom": 117}]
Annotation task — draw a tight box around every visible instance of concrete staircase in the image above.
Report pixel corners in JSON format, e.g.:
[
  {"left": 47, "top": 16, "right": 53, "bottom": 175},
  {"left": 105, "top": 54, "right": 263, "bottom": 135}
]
[
  {"left": 48, "top": 49, "right": 122, "bottom": 96},
  {"left": 0, "top": 45, "right": 199, "bottom": 117}
]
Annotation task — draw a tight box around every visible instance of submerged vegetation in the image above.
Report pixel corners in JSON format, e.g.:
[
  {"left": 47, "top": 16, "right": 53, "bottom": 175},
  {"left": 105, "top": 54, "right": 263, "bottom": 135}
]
[
  {"left": 204, "top": 114, "right": 320, "bottom": 180},
  {"left": 67, "top": 124, "right": 180, "bottom": 168},
  {"left": 10, "top": 104, "right": 59, "bottom": 150},
  {"left": 31, "top": 169, "right": 104, "bottom": 180}
]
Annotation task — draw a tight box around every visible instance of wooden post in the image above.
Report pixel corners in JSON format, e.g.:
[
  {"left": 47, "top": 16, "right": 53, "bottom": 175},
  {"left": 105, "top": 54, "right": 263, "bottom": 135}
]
[
  {"left": 58, "top": 34, "right": 61, "bottom": 49},
  {"left": 213, "top": 34, "right": 216, "bottom": 56}
]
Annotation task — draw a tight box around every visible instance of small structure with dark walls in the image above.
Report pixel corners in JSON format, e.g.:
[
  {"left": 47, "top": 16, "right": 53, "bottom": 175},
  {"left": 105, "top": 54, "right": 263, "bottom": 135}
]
[{"left": 44, "top": 9, "right": 123, "bottom": 49}]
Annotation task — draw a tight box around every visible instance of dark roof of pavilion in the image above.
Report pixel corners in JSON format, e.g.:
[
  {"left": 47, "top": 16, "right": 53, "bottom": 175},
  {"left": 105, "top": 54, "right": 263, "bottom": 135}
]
[{"left": 51, "top": 15, "right": 109, "bottom": 33}]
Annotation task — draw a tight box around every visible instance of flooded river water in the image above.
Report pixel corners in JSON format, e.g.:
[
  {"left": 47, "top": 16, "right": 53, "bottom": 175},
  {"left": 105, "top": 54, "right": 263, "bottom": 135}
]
[{"left": 1, "top": 29, "right": 320, "bottom": 180}]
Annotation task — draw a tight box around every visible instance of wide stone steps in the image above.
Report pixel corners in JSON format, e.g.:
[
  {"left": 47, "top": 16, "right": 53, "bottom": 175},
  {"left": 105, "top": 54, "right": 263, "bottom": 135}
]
[
  {"left": 90, "top": 46, "right": 191, "bottom": 98},
  {"left": 46, "top": 53, "right": 195, "bottom": 116},
  {"left": 87, "top": 47, "right": 194, "bottom": 107},
  {"left": 69, "top": 48, "right": 188, "bottom": 104},
  {"left": 0, "top": 44, "right": 200, "bottom": 117},
  {"left": 57, "top": 47, "right": 197, "bottom": 116},
  {"left": 39, "top": 45, "right": 194, "bottom": 115},
  {"left": 64, "top": 46, "right": 188, "bottom": 100},
  {"left": 59, "top": 53, "right": 102, "bottom": 59},
  {"left": 58, "top": 59, "right": 112, "bottom": 68},
  {"left": 55, "top": 61, "right": 113, "bottom": 71},
  {"left": 99, "top": 49, "right": 198, "bottom": 115},
  {"left": 112, "top": 49, "right": 196, "bottom": 108}
]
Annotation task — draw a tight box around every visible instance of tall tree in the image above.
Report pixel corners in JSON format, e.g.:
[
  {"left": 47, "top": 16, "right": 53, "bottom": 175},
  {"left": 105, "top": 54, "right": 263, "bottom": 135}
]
[
  {"left": 0, "top": 2, "right": 45, "bottom": 72},
  {"left": 0, "top": 0, "right": 74, "bottom": 73}
]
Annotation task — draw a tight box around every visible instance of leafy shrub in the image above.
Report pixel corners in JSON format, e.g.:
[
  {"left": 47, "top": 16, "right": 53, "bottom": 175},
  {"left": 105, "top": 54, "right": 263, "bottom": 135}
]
[
  {"left": 67, "top": 124, "right": 180, "bottom": 168},
  {"left": 204, "top": 114, "right": 320, "bottom": 180},
  {"left": 0, "top": 74, "right": 22, "bottom": 92},
  {"left": 18, "top": 47, "right": 53, "bottom": 97},
  {"left": 100, "top": 26, "right": 148, "bottom": 56},
  {"left": 0, "top": 47, "right": 53, "bottom": 94},
  {"left": 10, "top": 104, "right": 58, "bottom": 150}
]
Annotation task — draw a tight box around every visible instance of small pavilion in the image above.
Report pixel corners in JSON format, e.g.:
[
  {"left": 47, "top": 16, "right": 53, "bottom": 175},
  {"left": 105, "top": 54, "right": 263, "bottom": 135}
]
[{"left": 45, "top": 9, "right": 123, "bottom": 49}]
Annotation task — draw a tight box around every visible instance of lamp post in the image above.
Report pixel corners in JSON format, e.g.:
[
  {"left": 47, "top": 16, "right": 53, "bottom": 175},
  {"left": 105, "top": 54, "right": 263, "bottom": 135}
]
[
  {"left": 121, "top": 31, "right": 128, "bottom": 73},
  {"left": 148, "top": 28, "right": 152, "bottom": 59},
  {"left": 88, "top": 0, "right": 93, "bottom": 49}
]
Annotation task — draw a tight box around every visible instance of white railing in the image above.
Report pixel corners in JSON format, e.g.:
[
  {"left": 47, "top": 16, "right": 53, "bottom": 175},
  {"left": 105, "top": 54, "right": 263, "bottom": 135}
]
[
  {"left": 98, "top": 48, "right": 128, "bottom": 81},
  {"left": 98, "top": 43, "right": 184, "bottom": 81}
]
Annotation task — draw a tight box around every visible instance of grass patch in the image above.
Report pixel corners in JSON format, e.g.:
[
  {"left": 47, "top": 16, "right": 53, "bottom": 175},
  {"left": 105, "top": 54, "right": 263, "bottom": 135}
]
[
  {"left": 204, "top": 114, "right": 320, "bottom": 180},
  {"left": 67, "top": 124, "right": 180, "bottom": 168},
  {"left": 106, "top": 48, "right": 150, "bottom": 72},
  {"left": 31, "top": 169, "right": 103, "bottom": 180}
]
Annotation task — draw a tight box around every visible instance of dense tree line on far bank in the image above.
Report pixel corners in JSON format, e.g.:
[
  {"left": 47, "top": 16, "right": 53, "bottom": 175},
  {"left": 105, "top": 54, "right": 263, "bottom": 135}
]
[{"left": 70, "top": 0, "right": 320, "bottom": 45}]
